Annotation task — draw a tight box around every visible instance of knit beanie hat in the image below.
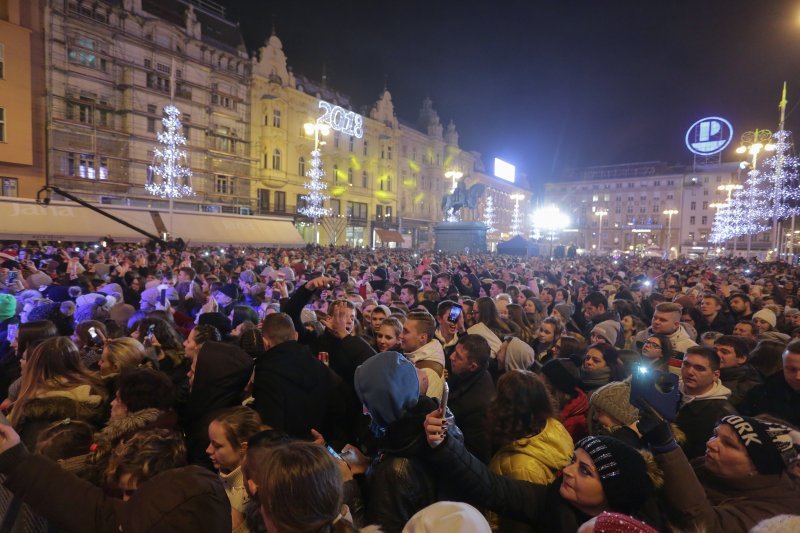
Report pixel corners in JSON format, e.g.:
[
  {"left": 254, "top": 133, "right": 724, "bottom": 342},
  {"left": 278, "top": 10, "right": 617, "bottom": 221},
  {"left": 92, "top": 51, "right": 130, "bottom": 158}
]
[
  {"left": 541, "top": 358, "right": 581, "bottom": 395},
  {"left": 753, "top": 308, "right": 777, "bottom": 328},
  {"left": 590, "top": 381, "right": 639, "bottom": 426},
  {"left": 720, "top": 415, "right": 800, "bottom": 475},
  {"left": 354, "top": 351, "right": 419, "bottom": 436},
  {"left": 238, "top": 270, "right": 259, "bottom": 286},
  {"left": 373, "top": 267, "right": 388, "bottom": 280},
  {"left": 27, "top": 301, "right": 60, "bottom": 323},
  {"left": 554, "top": 303, "right": 574, "bottom": 321},
  {"left": 750, "top": 515, "right": 800, "bottom": 533},
  {"left": 590, "top": 512, "right": 658, "bottom": 533},
  {"left": 592, "top": 320, "right": 621, "bottom": 346},
  {"left": 98, "top": 283, "right": 123, "bottom": 300},
  {"left": 373, "top": 304, "right": 391, "bottom": 317},
  {"left": 576, "top": 435, "right": 653, "bottom": 514},
  {"left": 109, "top": 303, "right": 136, "bottom": 328},
  {"left": 403, "top": 501, "right": 491, "bottom": 533},
  {"left": 0, "top": 294, "right": 16, "bottom": 322}
]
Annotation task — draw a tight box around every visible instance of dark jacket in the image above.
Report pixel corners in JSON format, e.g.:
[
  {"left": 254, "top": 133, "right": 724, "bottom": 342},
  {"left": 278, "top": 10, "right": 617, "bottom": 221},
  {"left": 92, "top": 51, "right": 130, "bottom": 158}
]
[
  {"left": 252, "top": 340, "right": 339, "bottom": 441},
  {"left": 447, "top": 368, "right": 495, "bottom": 463},
  {"left": 13, "top": 391, "right": 108, "bottom": 451},
  {"left": 719, "top": 364, "right": 763, "bottom": 409},
  {"left": 0, "top": 443, "right": 231, "bottom": 532},
  {"left": 656, "top": 445, "right": 800, "bottom": 533},
  {"left": 741, "top": 372, "right": 800, "bottom": 427},
  {"left": 675, "top": 393, "right": 738, "bottom": 460},
  {"left": 696, "top": 312, "right": 735, "bottom": 336},
  {"left": 365, "top": 395, "right": 442, "bottom": 533},
  {"left": 183, "top": 341, "right": 253, "bottom": 467}
]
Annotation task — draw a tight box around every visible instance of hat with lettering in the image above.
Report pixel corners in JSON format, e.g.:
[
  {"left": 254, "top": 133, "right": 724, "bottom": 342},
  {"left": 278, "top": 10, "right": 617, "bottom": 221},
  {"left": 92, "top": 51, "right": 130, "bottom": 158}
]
[{"left": 720, "top": 415, "right": 800, "bottom": 475}]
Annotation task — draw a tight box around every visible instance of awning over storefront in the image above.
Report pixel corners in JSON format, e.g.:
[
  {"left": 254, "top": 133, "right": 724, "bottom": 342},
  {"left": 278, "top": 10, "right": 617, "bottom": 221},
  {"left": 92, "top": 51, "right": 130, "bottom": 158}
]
[
  {"left": 0, "top": 198, "right": 305, "bottom": 247},
  {"left": 375, "top": 229, "right": 404, "bottom": 243}
]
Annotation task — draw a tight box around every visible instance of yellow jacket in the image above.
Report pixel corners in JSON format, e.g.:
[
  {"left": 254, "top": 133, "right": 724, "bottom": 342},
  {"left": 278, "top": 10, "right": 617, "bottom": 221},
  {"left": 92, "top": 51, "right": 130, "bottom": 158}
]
[{"left": 487, "top": 417, "right": 574, "bottom": 532}]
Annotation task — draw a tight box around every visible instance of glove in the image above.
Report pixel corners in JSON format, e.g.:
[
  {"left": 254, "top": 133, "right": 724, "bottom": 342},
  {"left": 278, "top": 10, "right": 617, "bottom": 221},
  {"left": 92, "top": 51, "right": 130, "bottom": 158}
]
[{"left": 638, "top": 401, "right": 678, "bottom": 451}]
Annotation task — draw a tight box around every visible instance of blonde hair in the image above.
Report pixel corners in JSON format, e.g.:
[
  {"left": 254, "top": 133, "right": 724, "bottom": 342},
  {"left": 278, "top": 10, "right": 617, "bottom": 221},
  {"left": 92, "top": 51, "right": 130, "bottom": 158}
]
[
  {"left": 10, "top": 337, "right": 106, "bottom": 425},
  {"left": 103, "top": 337, "right": 146, "bottom": 373},
  {"left": 212, "top": 406, "right": 268, "bottom": 450}
]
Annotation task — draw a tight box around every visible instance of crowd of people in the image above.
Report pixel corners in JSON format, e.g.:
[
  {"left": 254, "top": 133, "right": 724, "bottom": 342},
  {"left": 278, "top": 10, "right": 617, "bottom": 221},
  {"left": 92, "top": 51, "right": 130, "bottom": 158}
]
[{"left": 0, "top": 242, "right": 798, "bottom": 532}]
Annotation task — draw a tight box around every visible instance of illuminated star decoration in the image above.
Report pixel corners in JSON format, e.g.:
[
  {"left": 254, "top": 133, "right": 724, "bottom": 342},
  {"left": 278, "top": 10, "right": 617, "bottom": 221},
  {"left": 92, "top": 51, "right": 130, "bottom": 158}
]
[
  {"left": 298, "top": 148, "right": 331, "bottom": 220},
  {"left": 146, "top": 105, "right": 194, "bottom": 198}
]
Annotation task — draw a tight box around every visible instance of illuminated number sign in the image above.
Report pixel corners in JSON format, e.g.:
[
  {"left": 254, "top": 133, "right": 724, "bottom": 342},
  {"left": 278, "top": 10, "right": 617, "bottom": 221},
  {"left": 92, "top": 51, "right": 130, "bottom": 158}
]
[
  {"left": 685, "top": 116, "right": 733, "bottom": 156},
  {"left": 317, "top": 100, "right": 364, "bottom": 138}
]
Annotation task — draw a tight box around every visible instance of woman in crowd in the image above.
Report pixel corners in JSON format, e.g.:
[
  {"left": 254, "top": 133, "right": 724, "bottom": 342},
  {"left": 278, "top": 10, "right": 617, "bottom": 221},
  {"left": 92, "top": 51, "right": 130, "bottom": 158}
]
[
  {"left": 0, "top": 319, "right": 59, "bottom": 409},
  {"left": 621, "top": 314, "right": 647, "bottom": 351},
  {"left": 132, "top": 317, "right": 186, "bottom": 377},
  {"left": 523, "top": 298, "right": 546, "bottom": 328},
  {"left": 424, "top": 412, "right": 660, "bottom": 531},
  {"left": 588, "top": 381, "right": 643, "bottom": 448},
  {"left": 99, "top": 337, "right": 147, "bottom": 379},
  {"left": 375, "top": 316, "right": 403, "bottom": 353},
  {"left": 540, "top": 359, "right": 590, "bottom": 442},
  {"left": 639, "top": 333, "right": 674, "bottom": 373},
  {"left": 507, "top": 303, "right": 537, "bottom": 345},
  {"left": 533, "top": 317, "right": 563, "bottom": 363},
  {"left": 581, "top": 342, "right": 626, "bottom": 393},
  {"left": 71, "top": 319, "right": 107, "bottom": 369},
  {"left": 552, "top": 335, "right": 586, "bottom": 366},
  {"left": 486, "top": 370, "right": 574, "bottom": 531},
  {"left": 9, "top": 337, "right": 107, "bottom": 448},
  {"left": 468, "top": 297, "right": 513, "bottom": 357},
  {"left": 207, "top": 406, "right": 268, "bottom": 533}
]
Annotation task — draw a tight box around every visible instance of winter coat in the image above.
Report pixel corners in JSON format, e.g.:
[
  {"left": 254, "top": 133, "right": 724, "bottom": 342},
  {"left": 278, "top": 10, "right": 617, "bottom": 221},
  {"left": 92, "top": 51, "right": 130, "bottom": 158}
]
[
  {"left": 635, "top": 324, "right": 698, "bottom": 356},
  {"left": 184, "top": 341, "right": 253, "bottom": 468},
  {"left": 741, "top": 372, "right": 800, "bottom": 427},
  {"left": 447, "top": 369, "right": 495, "bottom": 464},
  {"left": 695, "top": 312, "right": 735, "bottom": 336},
  {"left": 365, "top": 396, "right": 444, "bottom": 533},
  {"left": 719, "top": 364, "right": 763, "bottom": 409},
  {"left": 656, "top": 445, "right": 800, "bottom": 533},
  {"left": 560, "top": 388, "right": 589, "bottom": 442},
  {"left": 12, "top": 385, "right": 108, "bottom": 450},
  {"left": 0, "top": 442, "right": 231, "bottom": 532},
  {"left": 251, "top": 340, "right": 339, "bottom": 441},
  {"left": 676, "top": 382, "right": 738, "bottom": 460},
  {"left": 488, "top": 417, "right": 574, "bottom": 532}
]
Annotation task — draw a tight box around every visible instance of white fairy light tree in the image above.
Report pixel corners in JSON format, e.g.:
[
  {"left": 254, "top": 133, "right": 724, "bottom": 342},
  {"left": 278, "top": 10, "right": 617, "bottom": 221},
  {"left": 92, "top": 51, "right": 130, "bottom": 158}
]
[
  {"left": 146, "top": 105, "right": 194, "bottom": 198},
  {"left": 483, "top": 195, "right": 496, "bottom": 236},
  {"left": 298, "top": 145, "right": 331, "bottom": 242}
]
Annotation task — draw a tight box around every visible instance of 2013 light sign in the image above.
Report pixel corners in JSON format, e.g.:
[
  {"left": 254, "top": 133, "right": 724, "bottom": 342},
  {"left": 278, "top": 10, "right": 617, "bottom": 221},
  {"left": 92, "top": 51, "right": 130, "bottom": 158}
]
[{"left": 317, "top": 100, "right": 364, "bottom": 138}]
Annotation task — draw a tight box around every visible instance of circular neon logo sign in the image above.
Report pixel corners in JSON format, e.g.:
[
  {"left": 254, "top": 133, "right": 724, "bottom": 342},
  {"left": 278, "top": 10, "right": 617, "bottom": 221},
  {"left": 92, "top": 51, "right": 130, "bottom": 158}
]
[{"left": 685, "top": 117, "right": 733, "bottom": 156}]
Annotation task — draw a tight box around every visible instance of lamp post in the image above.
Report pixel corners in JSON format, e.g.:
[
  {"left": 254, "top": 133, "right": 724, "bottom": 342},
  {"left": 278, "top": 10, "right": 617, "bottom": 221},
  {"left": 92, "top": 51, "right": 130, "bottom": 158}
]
[
  {"left": 594, "top": 210, "right": 608, "bottom": 254},
  {"left": 662, "top": 209, "right": 678, "bottom": 258},
  {"left": 301, "top": 121, "right": 331, "bottom": 244},
  {"left": 735, "top": 129, "right": 776, "bottom": 256},
  {"left": 510, "top": 193, "right": 525, "bottom": 235}
]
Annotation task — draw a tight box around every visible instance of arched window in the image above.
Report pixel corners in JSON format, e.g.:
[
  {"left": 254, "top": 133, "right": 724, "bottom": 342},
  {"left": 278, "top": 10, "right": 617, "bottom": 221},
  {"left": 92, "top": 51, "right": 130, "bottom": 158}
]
[
  {"left": 272, "top": 149, "right": 281, "bottom": 170},
  {"left": 298, "top": 156, "right": 305, "bottom": 176},
  {"left": 362, "top": 171, "right": 368, "bottom": 188}
]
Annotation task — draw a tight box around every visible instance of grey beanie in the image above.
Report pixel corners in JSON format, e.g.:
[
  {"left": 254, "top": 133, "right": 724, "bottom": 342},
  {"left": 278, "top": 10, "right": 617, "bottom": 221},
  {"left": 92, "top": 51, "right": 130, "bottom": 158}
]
[
  {"left": 591, "top": 320, "right": 620, "bottom": 346},
  {"left": 590, "top": 380, "right": 639, "bottom": 426}
]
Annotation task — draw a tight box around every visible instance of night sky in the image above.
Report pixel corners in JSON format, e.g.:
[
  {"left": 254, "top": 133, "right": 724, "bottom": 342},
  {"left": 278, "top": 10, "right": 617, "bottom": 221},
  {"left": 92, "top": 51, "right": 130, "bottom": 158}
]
[{"left": 219, "top": 0, "right": 800, "bottom": 191}]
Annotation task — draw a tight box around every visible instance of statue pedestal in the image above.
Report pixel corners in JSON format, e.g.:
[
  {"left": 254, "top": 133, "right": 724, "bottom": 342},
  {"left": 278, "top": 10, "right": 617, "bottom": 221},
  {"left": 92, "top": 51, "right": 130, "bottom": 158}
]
[{"left": 434, "top": 221, "right": 487, "bottom": 253}]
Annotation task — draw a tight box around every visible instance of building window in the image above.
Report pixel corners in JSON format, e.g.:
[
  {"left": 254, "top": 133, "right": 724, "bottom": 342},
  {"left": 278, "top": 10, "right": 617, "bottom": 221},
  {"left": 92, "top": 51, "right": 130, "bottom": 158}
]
[
  {"left": 330, "top": 198, "right": 341, "bottom": 215},
  {"left": 349, "top": 136, "right": 354, "bottom": 152},
  {"left": 274, "top": 191, "right": 286, "bottom": 212},
  {"left": 214, "top": 174, "right": 235, "bottom": 195},
  {"left": 211, "top": 93, "right": 234, "bottom": 110},
  {"left": 272, "top": 149, "right": 281, "bottom": 170},
  {"left": 334, "top": 132, "right": 340, "bottom": 149},
  {"left": 0, "top": 44, "right": 4, "bottom": 79},
  {"left": 147, "top": 73, "right": 170, "bottom": 93},
  {"left": 667, "top": 180, "right": 675, "bottom": 186},
  {"left": 362, "top": 170, "right": 368, "bottom": 188},
  {"left": 689, "top": 232, "right": 695, "bottom": 241},
  {"left": 68, "top": 36, "right": 106, "bottom": 71},
  {"left": 182, "top": 114, "right": 190, "bottom": 139},
  {"left": 702, "top": 216, "right": 708, "bottom": 225},
  {"left": 346, "top": 201, "right": 368, "bottom": 220},
  {"left": 348, "top": 168, "right": 353, "bottom": 185},
  {"left": 272, "top": 109, "right": 281, "bottom": 128},
  {"left": 332, "top": 165, "right": 339, "bottom": 184},
  {"left": 702, "top": 201, "right": 709, "bottom": 210},
  {"left": 147, "top": 104, "right": 156, "bottom": 132},
  {"left": 703, "top": 189, "right": 709, "bottom": 196},
  {"left": 67, "top": 153, "right": 107, "bottom": 180},
  {"left": 363, "top": 140, "right": 368, "bottom": 156},
  {"left": 690, "top": 216, "right": 696, "bottom": 225},
  {"left": 67, "top": 99, "right": 93, "bottom": 124},
  {"left": 388, "top": 146, "right": 393, "bottom": 160},
  {"left": 690, "top": 201, "right": 696, "bottom": 211},
  {"left": 0, "top": 107, "right": 5, "bottom": 142},
  {"left": 1, "top": 177, "right": 18, "bottom": 197},
  {"left": 386, "top": 175, "right": 392, "bottom": 191},
  {"left": 298, "top": 157, "right": 305, "bottom": 176}
]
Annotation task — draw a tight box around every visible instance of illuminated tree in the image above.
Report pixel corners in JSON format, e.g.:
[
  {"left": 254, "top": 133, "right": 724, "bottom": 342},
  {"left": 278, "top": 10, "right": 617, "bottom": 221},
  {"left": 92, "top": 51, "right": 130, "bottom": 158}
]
[
  {"left": 146, "top": 105, "right": 194, "bottom": 198},
  {"left": 483, "top": 195, "right": 496, "bottom": 236},
  {"left": 298, "top": 147, "right": 331, "bottom": 221}
]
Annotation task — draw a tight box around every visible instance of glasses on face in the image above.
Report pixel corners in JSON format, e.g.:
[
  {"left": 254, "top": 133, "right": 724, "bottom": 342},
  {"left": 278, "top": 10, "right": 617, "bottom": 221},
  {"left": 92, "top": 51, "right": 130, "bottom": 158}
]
[{"left": 644, "top": 340, "right": 662, "bottom": 350}]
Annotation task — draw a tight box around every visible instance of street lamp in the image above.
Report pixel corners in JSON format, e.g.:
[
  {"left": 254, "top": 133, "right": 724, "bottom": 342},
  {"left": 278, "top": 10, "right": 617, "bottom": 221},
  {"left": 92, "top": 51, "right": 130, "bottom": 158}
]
[
  {"left": 533, "top": 205, "right": 569, "bottom": 257},
  {"left": 301, "top": 121, "right": 331, "bottom": 244},
  {"left": 510, "top": 193, "right": 525, "bottom": 235},
  {"left": 735, "top": 128, "right": 775, "bottom": 256},
  {"left": 594, "top": 210, "right": 608, "bottom": 255},
  {"left": 663, "top": 209, "right": 678, "bottom": 258}
]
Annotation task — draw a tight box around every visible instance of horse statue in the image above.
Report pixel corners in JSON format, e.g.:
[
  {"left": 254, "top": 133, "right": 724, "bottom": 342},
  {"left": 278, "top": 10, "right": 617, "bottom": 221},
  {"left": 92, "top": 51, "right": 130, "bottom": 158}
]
[{"left": 441, "top": 181, "right": 486, "bottom": 216}]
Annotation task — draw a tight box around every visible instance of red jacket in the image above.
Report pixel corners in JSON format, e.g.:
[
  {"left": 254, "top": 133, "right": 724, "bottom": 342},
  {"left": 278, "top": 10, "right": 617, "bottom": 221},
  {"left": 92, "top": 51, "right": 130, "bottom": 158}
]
[{"left": 560, "top": 388, "right": 589, "bottom": 441}]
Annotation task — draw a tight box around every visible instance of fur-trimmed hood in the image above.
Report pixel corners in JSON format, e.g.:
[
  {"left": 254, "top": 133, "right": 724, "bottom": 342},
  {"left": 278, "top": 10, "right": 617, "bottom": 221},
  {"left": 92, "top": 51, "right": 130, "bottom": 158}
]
[{"left": 95, "top": 408, "right": 176, "bottom": 445}]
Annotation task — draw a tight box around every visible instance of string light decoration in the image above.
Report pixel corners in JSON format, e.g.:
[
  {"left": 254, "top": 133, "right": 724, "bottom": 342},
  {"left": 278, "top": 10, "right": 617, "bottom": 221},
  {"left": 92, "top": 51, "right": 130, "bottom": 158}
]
[
  {"left": 483, "top": 195, "right": 496, "bottom": 235},
  {"left": 298, "top": 148, "right": 331, "bottom": 220},
  {"left": 146, "top": 105, "right": 194, "bottom": 198},
  {"left": 510, "top": 194, "right": 525, "bottom": 236}
]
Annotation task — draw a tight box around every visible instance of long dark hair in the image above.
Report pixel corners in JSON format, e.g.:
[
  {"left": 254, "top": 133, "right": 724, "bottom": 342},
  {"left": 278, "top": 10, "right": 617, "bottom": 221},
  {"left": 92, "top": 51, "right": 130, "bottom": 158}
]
[
  {"left": 475, "top": 296, "right": 511, "bottom": 335},
  {"left": 585, "top": 342, "right": 626, "bottom": 381},
  {"left": 486, "top": 370, "right": 555, "bottom": 448}
]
